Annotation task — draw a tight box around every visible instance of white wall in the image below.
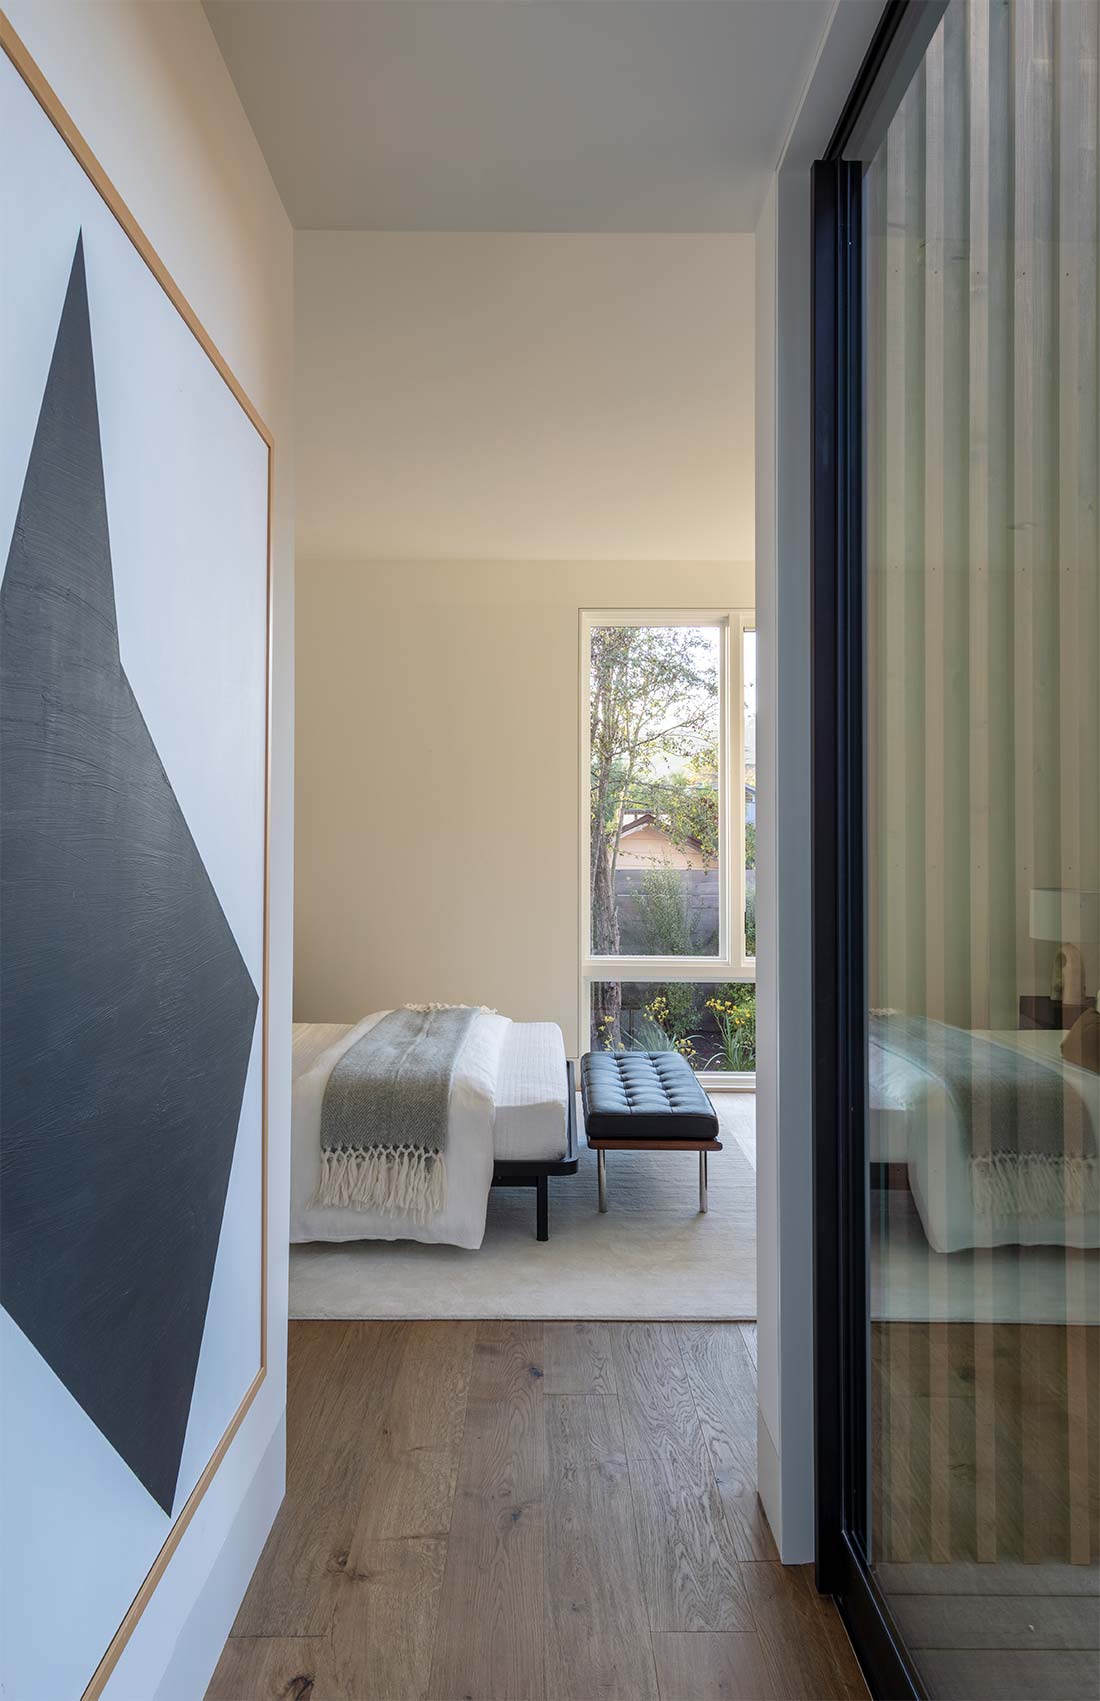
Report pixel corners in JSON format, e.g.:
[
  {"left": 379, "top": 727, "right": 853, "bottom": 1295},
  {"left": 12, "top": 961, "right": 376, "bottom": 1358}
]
[
  {"left": 2, "top": 4, "right": 294, "bottom": 1696},
  {"left": 295, "top": 231, "right": 755, "bottom": 563},
  {"left": 752, "top": 174, "right": 788, "bottom": 1548},
  {"left": 295, "top": 558, "right": 752, "bottom": 1045}
]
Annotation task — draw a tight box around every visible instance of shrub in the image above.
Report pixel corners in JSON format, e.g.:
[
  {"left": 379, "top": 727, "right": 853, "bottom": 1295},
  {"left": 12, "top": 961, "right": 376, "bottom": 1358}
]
[
  {"left": 635, "top": 865, "right": 694, "bottom": 957},
  {"left": 704, "top": 983, "right": 756, "bottom": 1071}
]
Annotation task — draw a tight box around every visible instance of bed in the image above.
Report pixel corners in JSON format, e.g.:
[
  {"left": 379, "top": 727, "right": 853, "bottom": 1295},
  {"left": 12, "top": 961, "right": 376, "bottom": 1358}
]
[
  {"left": 290, "top": 1013, "right": 577, "bottom": 1248},
  {"left": 868, "top": 1021, "right": 1100, "bottom": 1254}
]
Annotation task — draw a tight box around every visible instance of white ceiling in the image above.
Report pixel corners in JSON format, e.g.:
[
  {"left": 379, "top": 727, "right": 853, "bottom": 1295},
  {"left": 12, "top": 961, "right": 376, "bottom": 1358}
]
[{"left": 204, "top": 0, "right": 833, "bottom": 232}]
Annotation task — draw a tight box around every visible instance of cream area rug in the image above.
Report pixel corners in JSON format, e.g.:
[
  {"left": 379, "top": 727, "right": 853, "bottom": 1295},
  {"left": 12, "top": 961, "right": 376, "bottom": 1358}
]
[{"left": 289, "top": 1093, "right": 757, "bottom": 1321}]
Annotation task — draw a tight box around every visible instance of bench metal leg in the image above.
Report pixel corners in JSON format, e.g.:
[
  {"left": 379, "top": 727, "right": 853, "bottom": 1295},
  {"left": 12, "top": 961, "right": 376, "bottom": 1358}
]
[
  {"left": 597, "top": 1148, "right": 608, "bottom": 1213},
  {"left": 536, "top": 1175, "right": 548, "bottom": 1242},
  {"left": 699, "top": 1150, "right": 708, "bottom": 1214}
]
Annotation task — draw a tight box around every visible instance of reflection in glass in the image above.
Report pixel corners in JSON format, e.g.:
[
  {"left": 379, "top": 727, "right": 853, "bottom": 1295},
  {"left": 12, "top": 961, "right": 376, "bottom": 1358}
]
[{"left": 864, "top": 3, "right": 1099, "bottom": 1693}]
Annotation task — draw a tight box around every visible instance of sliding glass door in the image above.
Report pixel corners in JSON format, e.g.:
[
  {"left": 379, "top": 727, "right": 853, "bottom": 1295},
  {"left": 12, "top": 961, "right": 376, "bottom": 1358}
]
[{"left": 815, "top": 3, "right": 1099, "bottom": 1695}]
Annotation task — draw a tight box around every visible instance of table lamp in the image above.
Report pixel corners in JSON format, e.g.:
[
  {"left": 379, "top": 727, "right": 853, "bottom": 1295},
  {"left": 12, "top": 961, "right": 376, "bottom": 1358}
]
[{"left": 1029, "top": 887, "right": 1100, "bottom": 1008}]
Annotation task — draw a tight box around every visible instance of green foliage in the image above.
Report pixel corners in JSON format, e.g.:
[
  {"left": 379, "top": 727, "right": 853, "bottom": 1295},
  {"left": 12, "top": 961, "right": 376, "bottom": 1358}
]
[
  {"left": 597, "top": 990, "right": 700, "bottom": 1064},
  {"left": 589, "top": 625, "right": 719, "bottom": 956},
  {"left": 632, "top": 766, "right": 719, "bottom": 862},
  {"left": 635, "top": 866, "right": 694, "bottom": 957},
  {"left": 628, "top": 992, "right": 699, "bottom": 1063},
  {"left": 745, "top": 889, "right": 756, "bottom": 957},
  {"left": 704, "top": 983, "right": 756, "bottom": 1071},
  {"left": 745, "top": 820, "right": 756, "bottom": 870},
  {"left": 656, "top": 981, "right": 701, "bottom": 1042},
  {"left": 626, "top": 1013, "right": 681, "bottom": 1053},
  {"left": 589, "top": 626, "right": 718, "bottom": 784}
]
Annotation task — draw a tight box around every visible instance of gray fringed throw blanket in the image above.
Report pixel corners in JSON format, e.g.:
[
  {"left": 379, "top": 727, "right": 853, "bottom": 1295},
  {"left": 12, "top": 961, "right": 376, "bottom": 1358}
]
[
  {"left": 316, "top": 1006, "right": 478, "bottom": 1220},
  {"left": 870, "top": 1014, "right": 1098, "bottom": 1219}
]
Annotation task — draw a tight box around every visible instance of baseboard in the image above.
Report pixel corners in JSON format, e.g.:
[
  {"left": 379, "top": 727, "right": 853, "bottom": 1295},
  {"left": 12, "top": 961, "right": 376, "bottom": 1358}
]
[
  {"left": 149, "top": 1412, "right": 286, "bottom": 1701},
  {"left": 756, "top": 1406, "right": 782, "bottom": 1553}
]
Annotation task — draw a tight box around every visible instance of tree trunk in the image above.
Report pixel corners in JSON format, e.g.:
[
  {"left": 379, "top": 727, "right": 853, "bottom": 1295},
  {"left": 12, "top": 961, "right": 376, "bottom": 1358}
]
[{"left": 590, "top": 780, "right": 622, "bottom": 1048}]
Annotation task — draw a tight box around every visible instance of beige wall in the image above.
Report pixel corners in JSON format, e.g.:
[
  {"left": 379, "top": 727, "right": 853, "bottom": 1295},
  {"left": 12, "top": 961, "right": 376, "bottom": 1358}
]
[
  {"left": 295, "top": 232, "right": 755, "bottom": 563},
  {"left": 4, "top": 5, "right": 294, "bottom": 1698},
  {"left": 294, "top": 229, "right": 757, "bottom": 1038},
  {"left": 295, "top": 559, "right": 752, "bottom": 1050}
]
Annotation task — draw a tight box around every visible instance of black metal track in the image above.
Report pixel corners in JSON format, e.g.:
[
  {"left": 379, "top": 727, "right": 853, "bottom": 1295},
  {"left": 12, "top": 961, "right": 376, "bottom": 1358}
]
[
  {"left": 811, "top": 20, "right": 931, "bottom": 1697},
  {"left": 811, "top": 151, "right": 862, "bottom": 1597},
  {"left": 825, "top": 0, "right": 950, "bottom": 164}
]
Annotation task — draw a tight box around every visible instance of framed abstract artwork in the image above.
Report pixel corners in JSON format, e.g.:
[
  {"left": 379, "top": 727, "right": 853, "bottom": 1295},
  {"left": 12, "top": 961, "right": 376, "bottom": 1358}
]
[{"left": 0, "top": 18, "right": 271, "bottom": 1700}]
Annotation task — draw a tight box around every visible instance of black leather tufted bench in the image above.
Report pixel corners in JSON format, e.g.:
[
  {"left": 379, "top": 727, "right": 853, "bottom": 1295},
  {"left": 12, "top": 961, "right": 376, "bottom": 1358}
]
[{"left": 580, "top": 1051, "right": 721, "bottom": 1214}]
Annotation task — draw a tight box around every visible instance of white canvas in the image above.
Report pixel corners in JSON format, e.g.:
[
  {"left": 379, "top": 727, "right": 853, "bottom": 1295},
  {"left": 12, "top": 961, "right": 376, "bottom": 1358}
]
[{"left": 0, "top": 51, "right": 268, "bottom": 1700}]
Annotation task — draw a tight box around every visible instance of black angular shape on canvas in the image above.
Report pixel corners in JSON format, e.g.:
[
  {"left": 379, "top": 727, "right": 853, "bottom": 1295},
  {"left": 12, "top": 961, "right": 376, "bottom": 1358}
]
[{"left": 0, "top": 236, "right": 259, "bottom": 1516}]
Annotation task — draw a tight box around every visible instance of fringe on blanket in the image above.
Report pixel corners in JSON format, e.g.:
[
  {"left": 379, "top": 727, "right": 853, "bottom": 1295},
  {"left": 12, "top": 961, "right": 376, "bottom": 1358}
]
[
  {"left": 316, "top": 1144, "right": 447, "bottom": 1221},
  {"left": 970, "top": 1152, "right": 1098, "bottom": 1220},
  {"left": 403, "top": 1001, "right": 498, "bottom": 1014}
]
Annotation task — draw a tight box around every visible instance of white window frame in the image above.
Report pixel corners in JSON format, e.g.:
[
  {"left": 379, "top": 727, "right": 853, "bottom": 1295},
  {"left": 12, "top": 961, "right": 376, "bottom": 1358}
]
[{"left": 579, "top": 608, "right": 756, "bottom": 1090}]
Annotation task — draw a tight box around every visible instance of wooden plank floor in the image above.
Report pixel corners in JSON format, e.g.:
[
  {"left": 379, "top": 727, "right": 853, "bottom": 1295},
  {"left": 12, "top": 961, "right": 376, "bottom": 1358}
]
[{"left": 208, "top": 1321, "right": 867, "bottom": 1701}]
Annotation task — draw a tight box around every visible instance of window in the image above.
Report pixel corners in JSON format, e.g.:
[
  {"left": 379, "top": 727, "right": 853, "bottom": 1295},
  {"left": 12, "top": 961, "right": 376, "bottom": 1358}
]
[
  {"left": 581, "top": 611, "right": 756, "bottom": 1080},
  {"left": 589, "top": 981, "right": 757, "bottom": 1074}
]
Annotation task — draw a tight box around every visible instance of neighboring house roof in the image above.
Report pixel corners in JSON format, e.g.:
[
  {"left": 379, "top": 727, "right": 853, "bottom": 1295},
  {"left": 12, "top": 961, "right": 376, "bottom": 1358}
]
[{"left": 617, "top": 811, "right": 713, "bottom": 871}]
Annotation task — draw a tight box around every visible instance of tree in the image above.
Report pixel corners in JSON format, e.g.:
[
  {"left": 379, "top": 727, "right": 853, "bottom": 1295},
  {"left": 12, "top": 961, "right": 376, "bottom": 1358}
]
[{"left": 589, "top": 626, "right": 718, "bottom": 1041}]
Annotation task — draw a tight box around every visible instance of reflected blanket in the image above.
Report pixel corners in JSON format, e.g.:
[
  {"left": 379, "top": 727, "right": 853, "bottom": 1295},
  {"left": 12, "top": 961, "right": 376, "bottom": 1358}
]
[{"left": 870, "top": 1014, "right": 1097, "bottom": 1218}]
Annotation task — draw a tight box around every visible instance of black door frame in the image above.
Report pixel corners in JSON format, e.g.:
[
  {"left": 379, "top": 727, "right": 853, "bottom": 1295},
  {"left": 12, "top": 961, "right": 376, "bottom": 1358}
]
[{"left": 810, "top": 4, "right": 948, "bottom": 1698}]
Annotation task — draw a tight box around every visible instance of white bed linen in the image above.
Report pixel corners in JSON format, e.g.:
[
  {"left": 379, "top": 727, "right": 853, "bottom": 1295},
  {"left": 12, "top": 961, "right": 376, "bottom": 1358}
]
[
  {"left": 290, "top": 1010, "right": 509, "bottom": 1250},
  {"left": 869, "top": 1027, "right": 1100, "bottom": 1253},
  {"left": 493, "top": 1022, "right": 569, "bottom": 1162}
]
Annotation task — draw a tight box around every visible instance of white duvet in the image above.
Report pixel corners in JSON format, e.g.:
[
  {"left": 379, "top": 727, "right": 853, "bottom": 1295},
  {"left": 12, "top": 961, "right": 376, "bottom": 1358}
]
[{"left": 290, "top": 1010, "right": 510, "bottom": 1250}]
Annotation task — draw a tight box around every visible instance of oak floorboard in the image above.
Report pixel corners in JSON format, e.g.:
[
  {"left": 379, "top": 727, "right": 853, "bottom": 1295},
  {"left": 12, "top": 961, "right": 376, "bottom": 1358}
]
[
  {"left": 205, "top": 1635, "right": 329, "bottom": 1700},
  {"left": 652, "top": 1631, "right": 777, "bottom": 1700},
  {"left": 285, "top": 1321, "right": 346, "bottom": 1414},
  {"left": 544, "top": 1321, "right": 617, "bottom": 1395},
  {"left": 677, "top": 1323, "right": 778, "bottom": 1562},
  {"left": 545, "top": 1395, "right": 658, "bottom": 1700},
  {"left": 209, "top": 1321, "right": 879, "bottom": 1701},
  {"left": 346, "top": 1320, "right": 475, "bottom": 1550},
  {"left": 742, "top": 1563, "right": 868, "bottom": 1701},
  {"left": 611, "top": 1323, "right": 752, "bottom": 1632},
  {"left": 284, "top": 1322, "right": 350, "bottom": 1478},
  {"left": 233, "top": 1324, "right": 406, "bottom": 1637},
  {"left": 427, "top": 1323, "right": 546, "bottom": 1701},
  {"left": 326, "top": 1536, "right": 446, "bottom": 1701}
]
